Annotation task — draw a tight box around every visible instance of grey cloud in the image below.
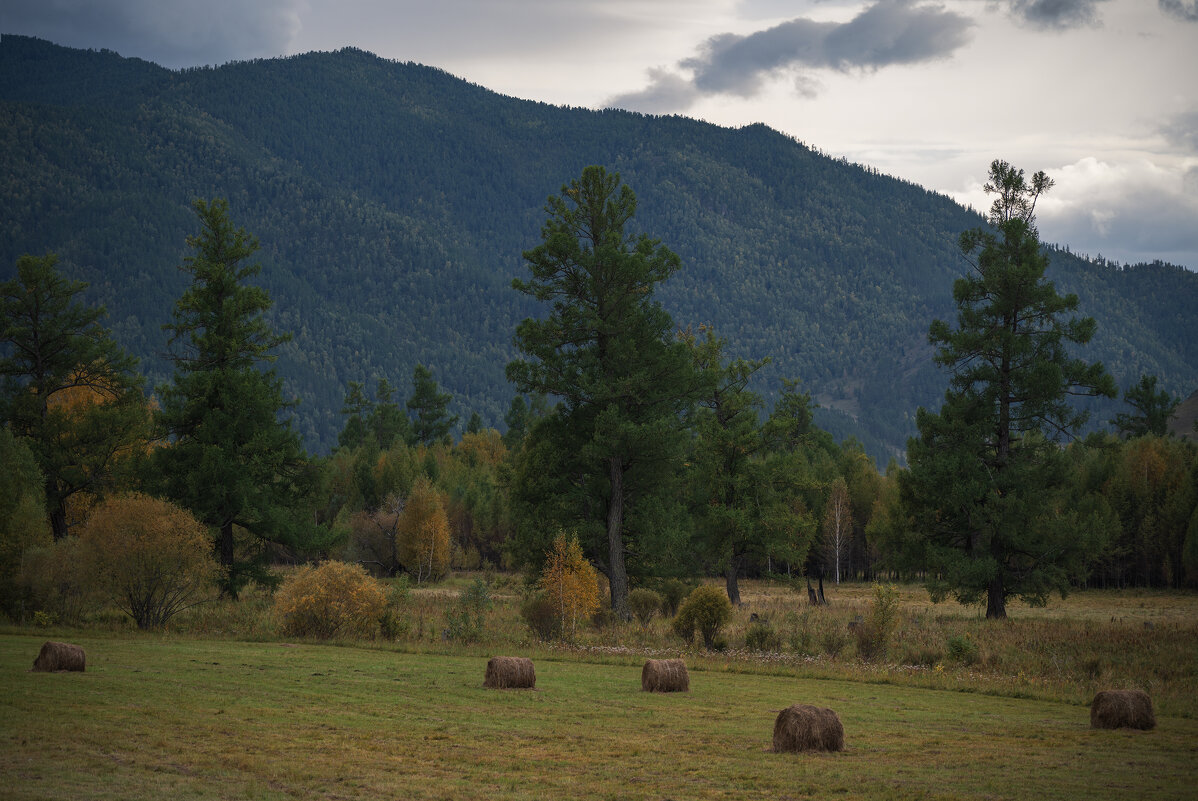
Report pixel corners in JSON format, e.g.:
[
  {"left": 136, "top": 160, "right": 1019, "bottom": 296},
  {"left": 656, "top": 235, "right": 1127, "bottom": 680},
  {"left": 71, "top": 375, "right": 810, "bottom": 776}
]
[
  {"left": 1002, "top": 0, "right": 1110, "bottom": 31},
  {"left": 2, "top": 0, "right": 303, "bottom": 68},
  {"left": 608, "top": 0, "right": 973, "bottom": 113},
  {"left": 1159, "top": 110, "right": 1198, "bottom": 154},
  {"left": 1159, "top": 0, "right": 1198, "bottom": 22}
]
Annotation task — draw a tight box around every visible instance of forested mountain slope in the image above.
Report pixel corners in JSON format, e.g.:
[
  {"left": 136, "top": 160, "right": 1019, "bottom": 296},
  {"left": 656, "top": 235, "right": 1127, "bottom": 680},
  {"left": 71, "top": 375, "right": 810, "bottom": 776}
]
[{"left": 3, "top": 35, "right": 1195, "bottom": 460}]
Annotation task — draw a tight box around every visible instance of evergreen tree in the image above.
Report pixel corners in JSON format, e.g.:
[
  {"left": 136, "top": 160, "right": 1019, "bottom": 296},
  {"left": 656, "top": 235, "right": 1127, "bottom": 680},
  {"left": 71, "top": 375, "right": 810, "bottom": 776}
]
[
  {"left": 900, "top": 161, "right": 1117, "bottom": 618},
  {"left": 507, "top": 166, "right": 701, "bottom": 618},
  {"left": 407, "top": 364, "right": 457, "bottom": 446},
  {"left": 337, "top": 381, "right": 373, "bottom": 450},
  {"left": 0, "top": 253, "right": 148, "bottom": 539},
  {"left": 370, "top": 378, "right": 411, "bottom": 448},
  {"left": 1112, "top": 375, "right": 1180, "bottom": 439},
  {"left": 153, "top": 199, "right": 319, "bottom": 596}
]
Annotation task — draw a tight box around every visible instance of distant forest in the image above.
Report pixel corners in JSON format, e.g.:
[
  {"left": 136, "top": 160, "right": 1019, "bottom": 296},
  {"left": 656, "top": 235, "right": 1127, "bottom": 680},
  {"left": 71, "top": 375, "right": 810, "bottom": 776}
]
[{"left": 2, "top": 34, "right": 1196, "bottom": 461}]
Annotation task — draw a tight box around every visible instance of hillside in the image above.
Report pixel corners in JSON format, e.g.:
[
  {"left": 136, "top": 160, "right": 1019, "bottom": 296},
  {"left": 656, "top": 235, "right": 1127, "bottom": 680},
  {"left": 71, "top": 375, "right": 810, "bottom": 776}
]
[{"left": 2, "top": 34, "right": 1195, "bottom": 460}]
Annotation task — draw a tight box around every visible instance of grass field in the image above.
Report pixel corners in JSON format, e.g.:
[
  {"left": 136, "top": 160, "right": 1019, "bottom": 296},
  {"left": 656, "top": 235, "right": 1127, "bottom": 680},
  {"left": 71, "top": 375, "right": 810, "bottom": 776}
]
[{"left": 3, "top": 632, "right": 1196, "bottom": 800}]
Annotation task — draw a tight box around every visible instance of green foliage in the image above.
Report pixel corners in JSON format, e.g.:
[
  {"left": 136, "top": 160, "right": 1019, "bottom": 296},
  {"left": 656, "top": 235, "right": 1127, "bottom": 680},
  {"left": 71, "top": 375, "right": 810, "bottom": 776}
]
[
  {"left": 274, "top": 560, "right": 388, "bottom": 639},
  {"left": 444, "top": 578, "right": 493, "bottom": 643},
  {"left": 0, "top": 252, "right": 147, "bottom": 540},
  {"left": 407, "top": 364, "right": 457, "bottom": 446},
  {"left": 945, "top": 633, "right": 979, "bottom": 665},
  {"left": 507, "top": 166, "right": 701, "bottom": 619},
  {"left": 657, "top": 578, "right": 693, "bottom": 617},
  {"left": 153, "top": 199, "right": 322, "bottom": 596},
  {"left": 0, "top": 428, "right": 51, "bottom": 617},
  {"left": 1113, "top": 375, "right": 1180, "bottom": 439},
  {"left": 15, "top": 535, "right": 97, "bottom": 624},
  {"left": 672, "top": 585, "right": 733, "bottom": 649},
  {"left": 744, "top": 620, "right": 782, "bottom": 652},
  {"left": 900, "top": 161, "right": 1118, "bottom": 618},
  {"left": 854, "top": 583, "right": 900, "bottom": 662},
  {"left": 627, "top": 587, "right": 662, "bottom": 626}
]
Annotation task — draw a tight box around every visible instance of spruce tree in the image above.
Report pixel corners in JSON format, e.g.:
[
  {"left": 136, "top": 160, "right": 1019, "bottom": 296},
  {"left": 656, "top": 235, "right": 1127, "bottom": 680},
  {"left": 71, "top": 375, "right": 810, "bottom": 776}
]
[
  {"left": 154, "top": 199, "right": 316, "bottom": 595},
  {"left": 406, "top": 364, "right": 457, "bottom": 446},
  {"left": 900, "top": 161, "right": 1116, "bottom": 618}
]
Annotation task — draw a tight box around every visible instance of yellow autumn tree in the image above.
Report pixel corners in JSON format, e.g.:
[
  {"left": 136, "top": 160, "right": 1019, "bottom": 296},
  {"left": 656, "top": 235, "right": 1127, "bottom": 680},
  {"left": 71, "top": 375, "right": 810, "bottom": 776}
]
[
  {"left": 538, "top": 531, "right": 600, "bottom": 639},
  {"left": 397, "top": 475, "right": 450, "bottom": 582}
]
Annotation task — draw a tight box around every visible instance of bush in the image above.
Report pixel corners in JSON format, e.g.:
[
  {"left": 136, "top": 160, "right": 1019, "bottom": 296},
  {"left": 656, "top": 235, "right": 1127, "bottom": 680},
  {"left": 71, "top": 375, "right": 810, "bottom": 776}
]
[
  {"left": 658, "top": 578, "right": 692, "bottom": 617},
  {"left": 537, "top": 532, "right": 600, "bottom": 639},
  {"left": 82, "top": 493, "right": 219, "bottom": 630},
  {"left": 946, "top": 633, "right": 979, "bottom": 665},
  {"left": 672, "top": 585, "right": 732, "bottom": 649},
  {"left": 16, "top": 536, "right": 98, "bottom": 624},
  {"left": 854, "top": 583, "right": 900, "bottom": 662},
  {"left": 379, "top": 575, "right": 412, "bottom": 640},
  {"left": 744, "top": 620, "right": 782, "bottom": 652},
  {"left": 628, "top": 588, "right": 662, "bottom": 626},
  {"left": 444, "top": 578, "right": 493, "bottom": 642},
  {"left": 274, "top": 560, "right": 388, "bottom": 639},
  {"left": 520, "top": 592, "right": 560, "bottom": 641}
]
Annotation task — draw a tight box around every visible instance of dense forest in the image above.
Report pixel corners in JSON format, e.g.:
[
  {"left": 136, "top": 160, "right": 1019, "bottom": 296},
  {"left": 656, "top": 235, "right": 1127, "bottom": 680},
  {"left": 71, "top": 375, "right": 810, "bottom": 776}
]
[{"left": 2, "top": 35, "right": 1196, "bottom": 464}]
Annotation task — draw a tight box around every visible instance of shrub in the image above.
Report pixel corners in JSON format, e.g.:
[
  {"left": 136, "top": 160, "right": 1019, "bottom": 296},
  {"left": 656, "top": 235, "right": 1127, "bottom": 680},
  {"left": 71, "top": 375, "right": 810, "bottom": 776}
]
[
  {"left": 379, "top": 575, "right": 412, "bottom": 640},
  {"left": 854, "top": 583, "right": 901, "bottom": 662},
  {"left": 744, "top": 620, "right": 782, "bottom": 652},
  {"left": 16, "top": 536, "right": 99, "bottom": 625},
  {"left": 274, "top": 560, "right": 388, "bottom": 639},
  {"left": 819, "top": 623, "right": 850, "bottom": 659},
  {"left": 520, "top": 592, "right": 560, "bottom": 641},
  {"left": 537, "top": 532, "right": 600, "bottom": 639},
  {"left": 445, "top": 578, "right": 493, "bottom": 642},
  {"left": 82, "top": 493, "right": 219, "bottom": 629},
  {"left": 672, "top": 585, "right": 732, "bottom": 649},
  {"left": 628, "top": 588, "right": 662, "bottom": 626},
  {"left": 658, "top": 578, "right": 691, "bottom": 617},
  {"left": 946, "top": 633, "right": 979, "bottom": 665},
  {"left": 0, "top": 428, "right": 52, "bottom": 618}
]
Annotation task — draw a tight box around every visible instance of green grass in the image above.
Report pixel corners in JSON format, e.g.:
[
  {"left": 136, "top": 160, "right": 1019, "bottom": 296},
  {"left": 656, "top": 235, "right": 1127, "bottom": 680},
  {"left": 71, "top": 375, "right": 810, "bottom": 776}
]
[{"left": 3, "top": 633, "right": 1195, "bottom": 800}]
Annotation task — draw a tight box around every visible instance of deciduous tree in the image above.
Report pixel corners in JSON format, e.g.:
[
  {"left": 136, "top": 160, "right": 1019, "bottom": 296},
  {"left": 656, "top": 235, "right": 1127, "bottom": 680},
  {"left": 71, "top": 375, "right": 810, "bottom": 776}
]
[
  {"left": 397, "top": 475, "right": 450, "bottom": 582},
  {"left": 538, "top": 531, "right": 600, "bottom": 639}
]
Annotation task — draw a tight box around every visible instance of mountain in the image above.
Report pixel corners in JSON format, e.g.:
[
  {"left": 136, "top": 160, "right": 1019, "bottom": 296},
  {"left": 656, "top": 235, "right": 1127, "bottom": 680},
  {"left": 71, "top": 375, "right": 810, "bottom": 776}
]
[{"left": 2, "top": 34, "right": 1196, "bottom": 461}]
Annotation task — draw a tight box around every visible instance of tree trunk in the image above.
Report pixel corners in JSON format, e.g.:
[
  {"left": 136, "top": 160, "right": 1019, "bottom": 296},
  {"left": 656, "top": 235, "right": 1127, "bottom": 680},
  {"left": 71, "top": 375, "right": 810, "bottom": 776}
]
[
  {"left": 986, "top": 574, "right": 1006, "bottom": 619},
  {"left": 607, "top": 456, "right": 631, "bottom": 620},
  {"left": 725, "top": 559, "right": 741, "bottom": 606},
  {"left": 49, "top": 505, "right": 68, "bottom": 541}
]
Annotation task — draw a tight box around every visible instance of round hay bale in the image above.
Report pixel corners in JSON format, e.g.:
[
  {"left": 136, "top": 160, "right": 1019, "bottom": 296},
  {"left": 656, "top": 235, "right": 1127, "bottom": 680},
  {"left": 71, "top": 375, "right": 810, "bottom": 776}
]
[
  {"left": 773, "top": 704, "right": 844, "bottom": 753},
  {"left": 1090, "top": 690, "right": 1155, "bottom": 730},
  {"left": 484, "top": 656, "right": 535, "bottom": 689},
  {"left": 32, "top": 641, "right": 86, "bottom": 672},
  {"left": 641, "top": 658, "right": 689, "bottom": 692}
]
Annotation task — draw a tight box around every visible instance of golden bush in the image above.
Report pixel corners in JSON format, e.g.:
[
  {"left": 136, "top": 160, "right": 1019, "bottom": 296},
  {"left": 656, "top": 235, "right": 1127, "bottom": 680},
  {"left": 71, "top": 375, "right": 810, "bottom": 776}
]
[{"left": 274, "top": 560, "right": 388, "bottom": 639}]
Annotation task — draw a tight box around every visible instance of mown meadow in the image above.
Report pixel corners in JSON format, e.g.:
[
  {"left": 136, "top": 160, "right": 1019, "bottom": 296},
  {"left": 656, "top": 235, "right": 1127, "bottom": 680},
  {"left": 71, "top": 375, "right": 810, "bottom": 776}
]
[{"left": 3, "top": 578, "right": 1196, "bottom": 800}]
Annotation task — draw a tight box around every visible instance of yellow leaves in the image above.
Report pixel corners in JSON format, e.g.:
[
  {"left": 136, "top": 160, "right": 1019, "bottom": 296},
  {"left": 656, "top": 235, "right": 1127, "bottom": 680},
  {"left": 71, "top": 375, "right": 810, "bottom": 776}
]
[
  {"left": 538, "top": 531, "right": 600, "bottom": 639},
  {"left": 398, "top": 476, "right": 450, "bottom": 582}
]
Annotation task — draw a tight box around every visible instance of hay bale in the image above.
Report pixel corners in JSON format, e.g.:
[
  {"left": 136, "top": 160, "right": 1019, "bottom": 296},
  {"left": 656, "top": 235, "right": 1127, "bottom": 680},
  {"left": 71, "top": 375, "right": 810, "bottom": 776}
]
[
  {"left": 484, "top": 656, "right": 535, "bottom": 689},
  {"left": 31, "top": 641, "right": 86, "bottom": 672},
  {"left": 641, "top": 658, "right": 689, "bottom": 692},
  {"left": 1090, "top": 690, "right": 1155, "bottom": 730},
  {"left": 772, "top": 704, "right": 844, "bottom": 753}
]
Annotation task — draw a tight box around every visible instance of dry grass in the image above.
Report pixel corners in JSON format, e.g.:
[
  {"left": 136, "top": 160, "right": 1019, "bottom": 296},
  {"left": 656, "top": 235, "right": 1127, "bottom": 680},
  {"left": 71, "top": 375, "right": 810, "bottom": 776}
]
[{"left": 641, "top": 658, "right": 689, "bottom": 692}]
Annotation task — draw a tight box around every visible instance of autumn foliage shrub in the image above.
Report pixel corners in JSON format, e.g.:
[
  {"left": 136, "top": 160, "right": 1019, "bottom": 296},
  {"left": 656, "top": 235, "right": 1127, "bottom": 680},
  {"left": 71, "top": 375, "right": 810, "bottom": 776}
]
[
  {"left": 274, "top": 560, "right": 388, "bottom": 639},
  {"left": 672, "top": 585, "right": 732, "bottom": 649},
  {"left": 538, "top": 532, "right": 600, "bottom": 639},
  {"left": 628, "top": 588, "right": 662, "bottom": 626},
  {"left": 82, "top": 493, "right": 218, "bottom": 629}
]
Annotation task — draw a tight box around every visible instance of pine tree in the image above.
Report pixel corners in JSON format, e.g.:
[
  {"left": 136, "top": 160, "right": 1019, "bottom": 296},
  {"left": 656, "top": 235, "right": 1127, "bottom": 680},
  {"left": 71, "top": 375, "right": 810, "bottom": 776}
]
[
  {"left": 900, "top": 161, "right": 1117, "bottom": 618},
  {"left": 407, "top": 364, "right": 457, "bottom": 446},
  {"left": 507, "top": 166, "right": 701, "bottom": 618},
  {"left": 0, "top": 253, "right": 148, "bottom": 539},
  {"left": 153, "top": 199, "right": 318, "bottom": 596}
]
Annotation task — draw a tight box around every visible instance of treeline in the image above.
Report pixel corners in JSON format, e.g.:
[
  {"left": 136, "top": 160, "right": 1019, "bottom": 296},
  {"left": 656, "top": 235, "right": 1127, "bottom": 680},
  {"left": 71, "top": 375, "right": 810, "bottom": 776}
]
[{"left": 4, "top": 167, "right": 1197, "bottom": 634}]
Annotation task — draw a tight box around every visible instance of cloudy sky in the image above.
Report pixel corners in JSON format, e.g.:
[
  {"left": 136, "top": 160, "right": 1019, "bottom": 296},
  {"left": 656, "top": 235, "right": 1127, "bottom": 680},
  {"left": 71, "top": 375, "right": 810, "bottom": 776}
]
[{"left": 6, "top": 0, "right": 1197, "bottom": 269}]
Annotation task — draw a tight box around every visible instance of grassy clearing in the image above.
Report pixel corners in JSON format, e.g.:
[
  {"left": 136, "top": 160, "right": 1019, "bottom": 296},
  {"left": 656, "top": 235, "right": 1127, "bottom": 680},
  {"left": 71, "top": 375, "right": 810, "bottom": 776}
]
[{"left": 3, "top": 633, "right": 1196, "bottom": 801}]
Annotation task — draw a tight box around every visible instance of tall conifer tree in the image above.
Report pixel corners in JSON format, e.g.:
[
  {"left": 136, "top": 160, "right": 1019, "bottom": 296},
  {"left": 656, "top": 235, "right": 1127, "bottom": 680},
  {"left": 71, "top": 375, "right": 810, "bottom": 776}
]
[
  {"left": 507, "top": 166, "right": 701, "bottom": 618},
  {"left": 154, "top": 199, "right": 316, "bottom": 595},
  {"left": 900, "top": 161, "right": 1116, "bottom": 618}
]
